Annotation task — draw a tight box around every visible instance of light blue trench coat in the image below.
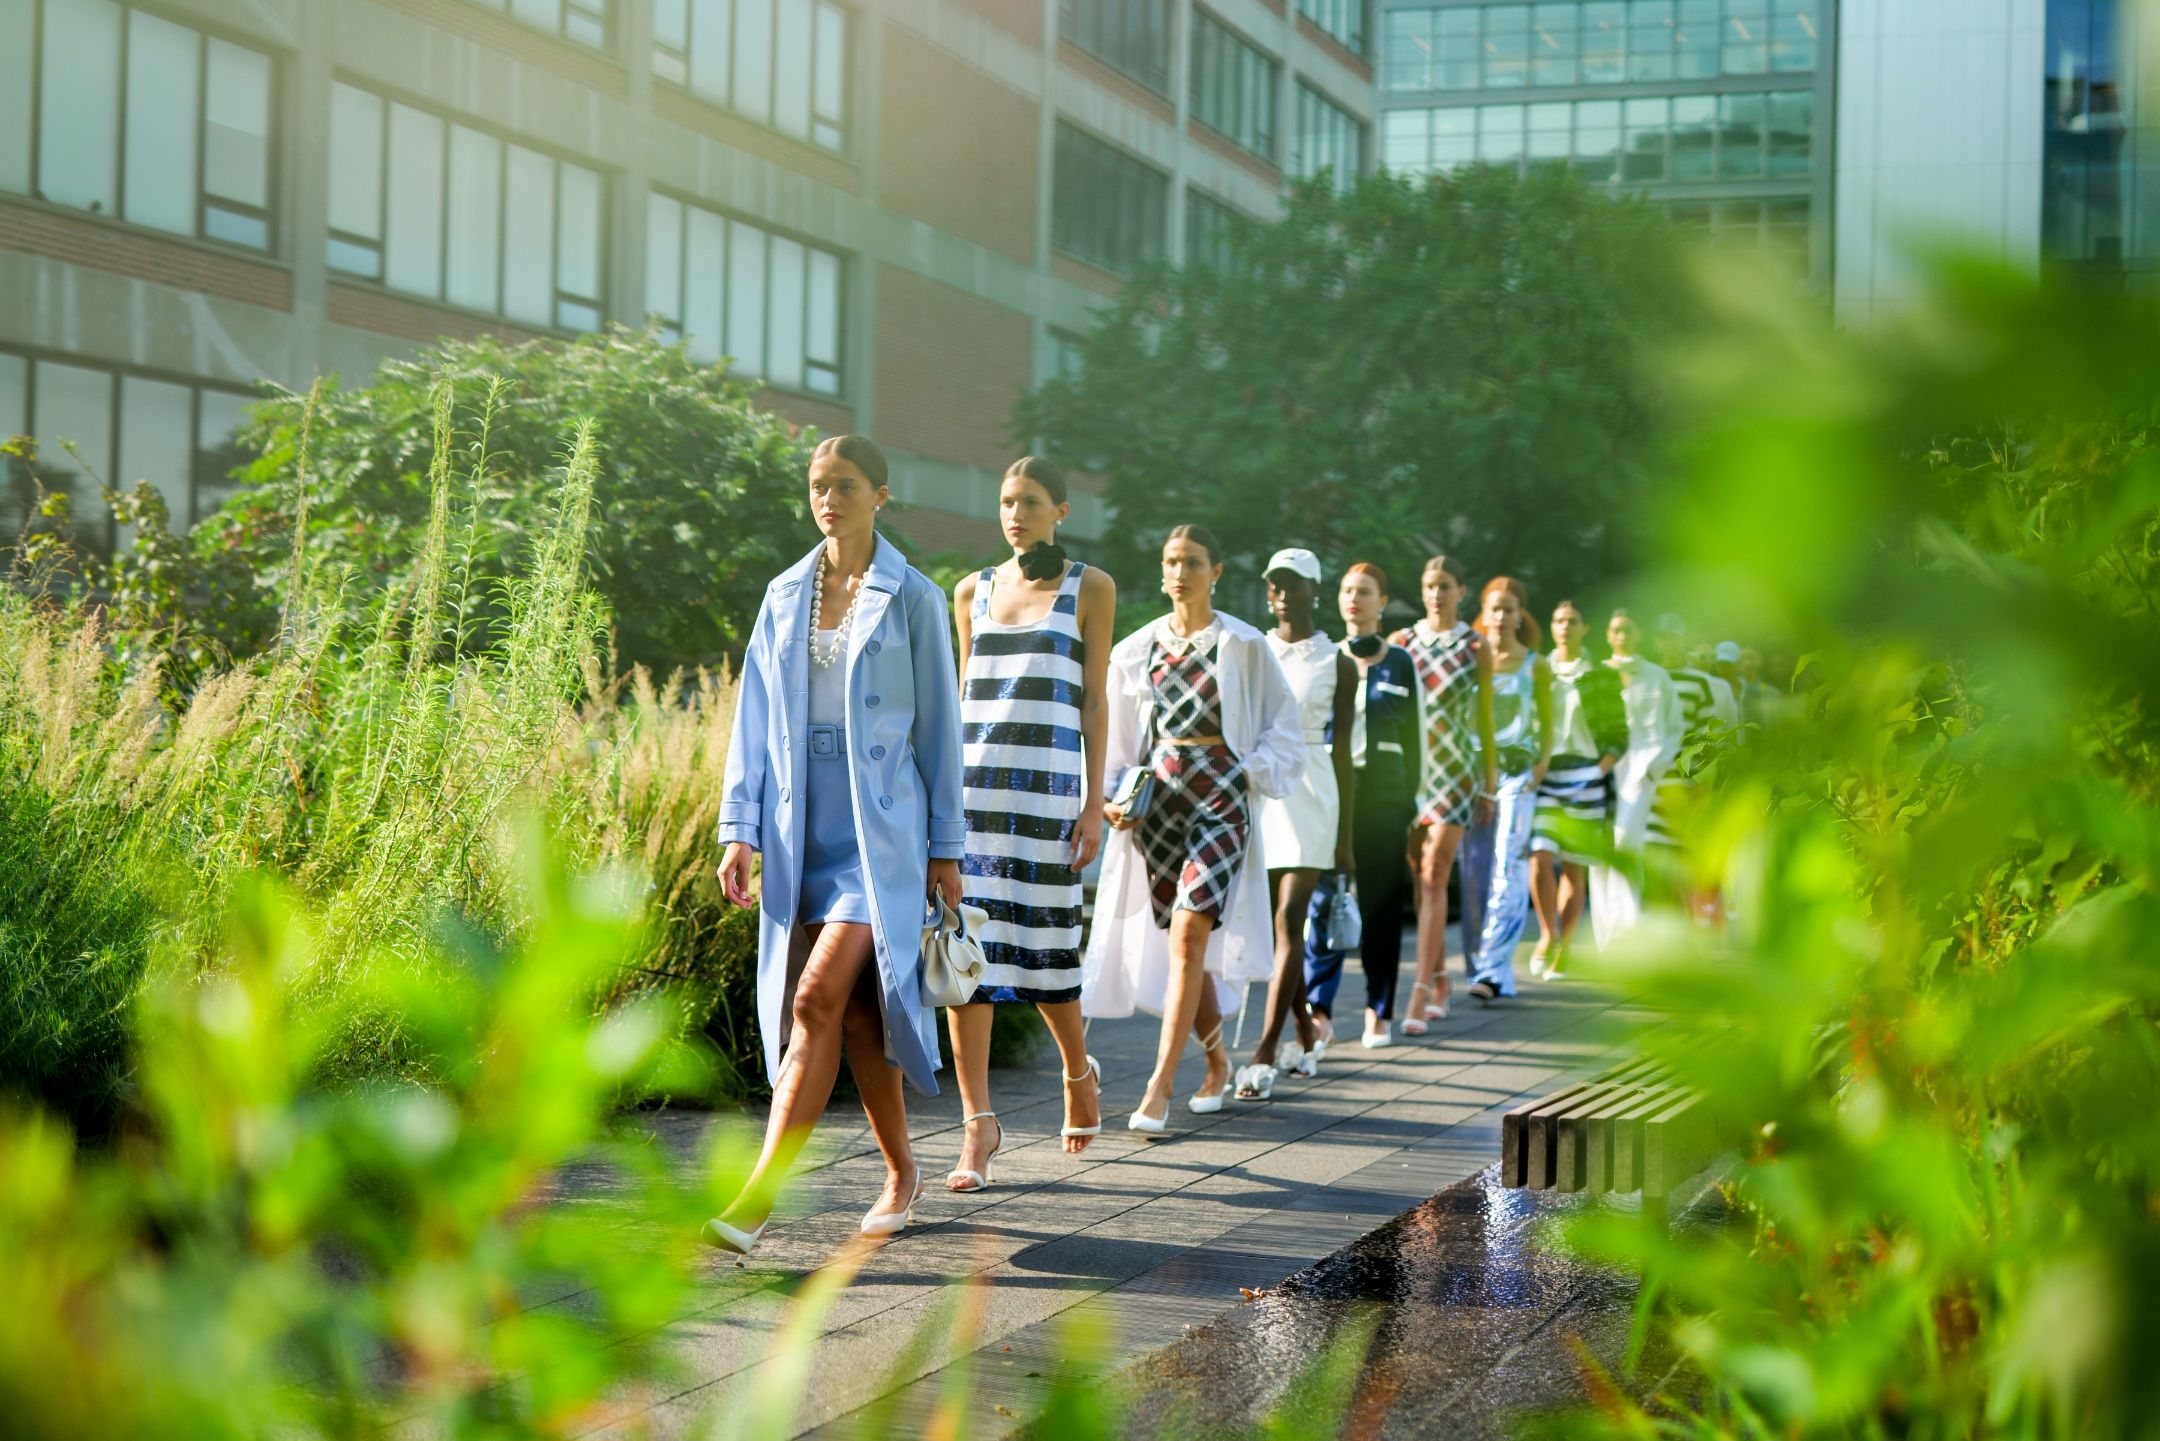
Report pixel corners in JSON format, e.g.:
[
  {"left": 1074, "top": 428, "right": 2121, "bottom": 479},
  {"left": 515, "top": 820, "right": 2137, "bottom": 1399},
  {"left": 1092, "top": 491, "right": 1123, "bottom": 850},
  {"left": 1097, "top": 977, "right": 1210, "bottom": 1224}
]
[{"left": 718, "top": 533, "right": 967, "bottom": 1095}]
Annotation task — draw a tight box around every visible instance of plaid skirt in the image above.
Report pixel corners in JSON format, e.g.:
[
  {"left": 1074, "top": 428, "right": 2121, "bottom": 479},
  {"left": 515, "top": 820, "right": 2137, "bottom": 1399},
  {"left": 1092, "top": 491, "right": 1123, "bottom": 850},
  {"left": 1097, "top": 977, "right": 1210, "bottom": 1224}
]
[{"left": 1136, "top": 742, "right": 1250, "bottom": 928}]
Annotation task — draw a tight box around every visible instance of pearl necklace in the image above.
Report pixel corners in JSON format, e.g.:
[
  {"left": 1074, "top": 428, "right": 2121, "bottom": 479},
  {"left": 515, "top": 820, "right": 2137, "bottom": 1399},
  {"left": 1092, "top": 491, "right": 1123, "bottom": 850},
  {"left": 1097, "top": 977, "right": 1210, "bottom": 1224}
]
[{"left": 811, "top": 547, "right": 863, "bottom": 668}]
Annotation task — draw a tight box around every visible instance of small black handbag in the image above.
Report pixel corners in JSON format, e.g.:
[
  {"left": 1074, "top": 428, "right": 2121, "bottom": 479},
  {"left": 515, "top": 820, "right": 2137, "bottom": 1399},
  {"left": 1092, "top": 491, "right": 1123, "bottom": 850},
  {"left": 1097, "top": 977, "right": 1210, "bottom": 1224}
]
[{"left": 1107, "top": 699, "right": 1160, "bottom": 823}]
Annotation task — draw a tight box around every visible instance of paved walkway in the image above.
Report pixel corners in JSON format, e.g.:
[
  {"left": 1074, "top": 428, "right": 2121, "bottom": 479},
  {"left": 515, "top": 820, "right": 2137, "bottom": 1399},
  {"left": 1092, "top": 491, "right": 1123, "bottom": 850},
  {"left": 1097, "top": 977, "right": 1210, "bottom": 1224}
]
[{"left": 589, "top": 969, "right": 1644, "bottom": 1439}]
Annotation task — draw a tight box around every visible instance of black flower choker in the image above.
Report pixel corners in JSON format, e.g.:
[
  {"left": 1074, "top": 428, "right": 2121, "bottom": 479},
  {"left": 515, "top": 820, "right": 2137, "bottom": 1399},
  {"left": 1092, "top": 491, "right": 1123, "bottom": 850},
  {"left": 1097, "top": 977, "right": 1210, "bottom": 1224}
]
[{"left": 1017, "top": 542, "right": 1069, "bottom": 582}]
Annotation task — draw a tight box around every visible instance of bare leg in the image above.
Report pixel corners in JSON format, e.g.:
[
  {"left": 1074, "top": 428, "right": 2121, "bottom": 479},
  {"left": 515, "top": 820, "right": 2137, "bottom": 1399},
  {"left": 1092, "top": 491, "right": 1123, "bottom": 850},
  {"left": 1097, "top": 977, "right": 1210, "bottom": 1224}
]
[
  {"left": 1555, "top": 862, "right": 1589, "bottom": 961},
  {"left": 1530, "top": 851, "right": 1560, "bottom": 951},
  {"left": 1034, "top": 999, "right": 1101, "bottom": 1154},
  {"left": 1135, "top": 908, "right": 1218, "bottom": 1121},
  {"left": 839, "top": 957, "right": 919, "bottom": 1215},
  {"left": 1190, "top": 980, "right": 1231, "bottom": 1100},
  {"left": 719, "top": 922, "right": 876, "bottom": 1229},
  {"left": 1409, "top": 823, "right": 1465, "bottom": 1015},
  {"left": 1253, "top": 868, "right": 1321, "bottom": 1067},
  {"left": 943, "top": 1003, "right": 1000, "bottom": 1188}
]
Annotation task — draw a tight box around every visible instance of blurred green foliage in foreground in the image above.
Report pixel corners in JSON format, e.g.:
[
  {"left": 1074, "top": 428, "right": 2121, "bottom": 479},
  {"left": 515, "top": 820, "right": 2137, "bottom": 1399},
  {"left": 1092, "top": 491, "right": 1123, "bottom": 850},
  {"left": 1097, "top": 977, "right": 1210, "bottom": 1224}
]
[
  {"left": 0, "top": 840, "right": 747, "bottom": 1440},
  {"left": 1547, "top": 253, "right": 2160, "bottom": 1440}
]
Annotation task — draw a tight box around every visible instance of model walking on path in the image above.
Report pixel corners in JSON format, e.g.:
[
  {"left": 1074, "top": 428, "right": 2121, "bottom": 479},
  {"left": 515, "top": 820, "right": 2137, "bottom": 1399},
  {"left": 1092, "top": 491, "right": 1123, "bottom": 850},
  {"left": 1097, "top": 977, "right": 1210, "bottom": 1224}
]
[
  {"left": 1457, "top": 578, "right": 1552, "bottom": 1003},
  {"left": 1235, "top": 548, "right": 1355, "bottom": 1101},
  {"left": 1304, "top": 562, "right": 1422, "bottom": 1055},
  {"left": 704, "top": 435, "right": 967, "bottom": 1254},
  {"left": 944, "top": 457, "right": 1115, "bottom": 1191},
  {"left": 1528, "top": 599, "right": 1628, "bottom": 979},
  {"left": 1083, "top": 525, "right": 1304, "bottom": 1134},
  {"left": 1391, "top": 556, "right": 1496, "bottom": 1042},
  {"left": 1590, "top": 607, "right": 1682, "bottom": 947}
]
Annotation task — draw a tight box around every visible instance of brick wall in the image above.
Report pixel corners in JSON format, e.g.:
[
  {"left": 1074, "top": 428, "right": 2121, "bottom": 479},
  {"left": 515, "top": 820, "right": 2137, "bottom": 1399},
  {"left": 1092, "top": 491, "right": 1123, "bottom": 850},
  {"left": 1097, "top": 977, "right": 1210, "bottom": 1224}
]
[
  {"left": 1297, "top": 14, "right": 1376, "bottom": 81},
  {"left": 873, "top": 265, "right": 1032, "bottom": 474},
  {"left": 1049, "top": 251, "right": 1125, "bottom": 297},
  {"left": 887, "top": 505, "right": 1003, "bottom": 563},
  {"left": 0, "top": 198, "right": 293, "bottom": 311},
  {"left": 877, "top": 28, "right": 1040, "bottom": 266},
  {"left": 1189, "top": 120, "right": 1282, "bottom": 185},
  {"left": 371, "top": 0, "right": 630, "bottom": 96},
  {"left": 753, "top": 387, "right": 855, "bottom": 441},
  {"left": 327, "top": 281, "right": 548, "bottom": 346}
]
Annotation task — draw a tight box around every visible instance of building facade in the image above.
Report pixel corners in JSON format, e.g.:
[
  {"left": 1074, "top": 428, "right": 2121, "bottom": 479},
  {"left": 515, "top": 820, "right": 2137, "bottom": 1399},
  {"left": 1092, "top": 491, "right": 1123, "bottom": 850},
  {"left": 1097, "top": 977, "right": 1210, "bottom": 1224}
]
[
  {"left": 1375, "top": 1, "right": 1834, "bottom": 281},
  {"left": 0, "top": 0, "right": 1375, "bottom": 560}
]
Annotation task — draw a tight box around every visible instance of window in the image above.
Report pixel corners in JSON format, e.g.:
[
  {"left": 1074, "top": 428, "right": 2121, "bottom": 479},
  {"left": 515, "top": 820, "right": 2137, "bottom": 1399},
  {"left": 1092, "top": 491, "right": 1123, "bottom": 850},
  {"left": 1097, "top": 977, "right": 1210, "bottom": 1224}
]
[
  {"left": 0, "top": 348, "right": 253, "bottom": 548},
  {"left": 1582, "top": 2, "right": 1627, "bottom": 80},
  {"left": 1186, "top": 188, "right": 1254, "bottom": 270},
  {"left": 1531, "top": 3, "right": 1579, "bottom": 85},
  {"left": 1376, "top": 2, "right": 1819, "bottom": 91},
  {"left": 1385, "top": 9, "right": 1434, "bottom": 91},
  {"left": 653, "top": 0, "right": 849, "bottom": 152},
  {"left": 327, "top": 82, "right": 606, "bottom": 332},
  {"left": 1628, "top": 0, "right": 1673, "bottom": 81},
  {"left": 2043, "top": 0, "right": 2129, "bottom": 269},
  {"left": 1723, "top": 0, "right": 1768, "bottom": 73},
  {"left": 1292, "top": 84, "right": 1365, "bottom": 194},
  {"left": 0, "top": 1, "right": 273, "bottom": 250},
  {"left": 1058, "top": 0, "right": 1173, "bottom": 95},
  {"left": 1383, "top": 109, "right": 1430, "bottom": 170},
  {"left": 465, "top": 0, "right": 610, "bottom": 46},
  {"left": 1717, "top": 91, "right": 1765, "bottom": 177},
  {"left": 1190, "top": 12, "right": 1279, "bottom": 161},
  {"left": 644, "top": 194, "right": 844, "bottom": 396},
  {"left": 1389, "top": 89, "right": 1810, "bottom": 185},
  {"left": 1483, "top": 5, "right": 1529, "bottom": 87},
  {"left": 1046, "top": 328, "right": 1088, "bottom": 383},
  {"left": 1769, "top": 0, "right": 1817, "bottom": 72},
  {"left": 1052, "top": 123, "right": 1168, "bottom": 274},
  {"left": 1298, "top": 0, "right": 1365, "bottom": 56}
]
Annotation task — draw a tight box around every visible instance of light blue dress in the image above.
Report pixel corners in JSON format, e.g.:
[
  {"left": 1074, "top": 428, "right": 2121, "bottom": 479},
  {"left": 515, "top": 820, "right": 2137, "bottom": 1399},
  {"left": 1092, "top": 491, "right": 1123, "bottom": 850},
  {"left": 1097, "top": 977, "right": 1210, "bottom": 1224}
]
[{"left": 718, "top": 533, "right": 968, "bottom": 1094}]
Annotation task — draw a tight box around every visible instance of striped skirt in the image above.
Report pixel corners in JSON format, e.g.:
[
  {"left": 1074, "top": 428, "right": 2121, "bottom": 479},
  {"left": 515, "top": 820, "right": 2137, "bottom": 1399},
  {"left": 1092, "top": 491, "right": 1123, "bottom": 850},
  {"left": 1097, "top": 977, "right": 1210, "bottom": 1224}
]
[{"left": 1531, "top": 755, "right": 1612, "bottom": 863}]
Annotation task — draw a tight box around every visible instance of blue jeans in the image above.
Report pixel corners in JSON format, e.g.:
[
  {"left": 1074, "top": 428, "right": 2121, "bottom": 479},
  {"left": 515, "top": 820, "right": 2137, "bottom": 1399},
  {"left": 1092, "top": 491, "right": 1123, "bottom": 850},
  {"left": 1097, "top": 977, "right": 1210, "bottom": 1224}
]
[{"left": 1460, "top": 770, "right": 1538, "bottom": 995}]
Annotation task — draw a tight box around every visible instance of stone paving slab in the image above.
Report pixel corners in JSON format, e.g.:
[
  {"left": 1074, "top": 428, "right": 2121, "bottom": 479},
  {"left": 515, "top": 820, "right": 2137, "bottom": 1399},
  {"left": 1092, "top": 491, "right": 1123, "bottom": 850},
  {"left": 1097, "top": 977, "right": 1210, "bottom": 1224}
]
[{"left": 555, "top": 963, "right": 1645, "bottom": 1440}]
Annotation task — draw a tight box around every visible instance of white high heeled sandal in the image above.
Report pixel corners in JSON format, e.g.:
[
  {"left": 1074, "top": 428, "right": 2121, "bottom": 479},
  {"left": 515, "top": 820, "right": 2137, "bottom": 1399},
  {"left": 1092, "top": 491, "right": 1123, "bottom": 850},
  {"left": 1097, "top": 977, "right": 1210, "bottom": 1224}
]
[
  {"left": 1188, "top": 1024, "right": 1230, "bottom": 1114},
  {"left": 1061, "top": 1056, "right": 1104, "bottom": 1141},
  {"left": 946, "top": 1112, "right": 1003, "bottom": 1193},
  {"left": 860, "top": 1167, "right": 926, "bottom": 1237}
]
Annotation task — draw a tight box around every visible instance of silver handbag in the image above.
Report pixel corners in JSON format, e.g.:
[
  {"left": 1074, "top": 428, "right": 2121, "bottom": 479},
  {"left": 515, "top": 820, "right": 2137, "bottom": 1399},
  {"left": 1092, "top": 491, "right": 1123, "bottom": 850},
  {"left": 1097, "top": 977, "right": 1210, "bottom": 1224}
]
[
  {"left": 919, "top": 897, "right": 990, "bottom": 1008},
  {"left": 1317, "top": 874, "right": 1363, "bottom": 953}
]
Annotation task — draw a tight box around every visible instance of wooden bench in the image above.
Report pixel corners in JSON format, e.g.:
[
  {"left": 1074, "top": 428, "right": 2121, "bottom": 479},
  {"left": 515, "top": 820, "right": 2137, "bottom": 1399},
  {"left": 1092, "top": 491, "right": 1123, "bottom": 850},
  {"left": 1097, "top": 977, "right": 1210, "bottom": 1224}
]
[{"left": 1500, "top": 1056, "right": 1731, "bottom": 1223}]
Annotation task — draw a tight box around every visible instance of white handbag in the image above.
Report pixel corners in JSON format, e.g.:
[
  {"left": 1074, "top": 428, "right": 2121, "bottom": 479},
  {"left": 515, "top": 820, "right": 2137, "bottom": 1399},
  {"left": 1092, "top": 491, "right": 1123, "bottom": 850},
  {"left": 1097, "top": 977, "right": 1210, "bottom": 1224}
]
[{"left": 919, "top": 897, "right": 990, "bottom": 1008}]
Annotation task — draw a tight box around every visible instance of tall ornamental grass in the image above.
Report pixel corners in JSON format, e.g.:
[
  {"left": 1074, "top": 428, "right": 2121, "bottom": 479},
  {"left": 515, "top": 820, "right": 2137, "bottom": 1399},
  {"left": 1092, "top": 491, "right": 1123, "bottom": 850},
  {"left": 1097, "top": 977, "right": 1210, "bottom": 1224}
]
[{"left": 0, "top": 381, "right": 759, "bottom": 1126}]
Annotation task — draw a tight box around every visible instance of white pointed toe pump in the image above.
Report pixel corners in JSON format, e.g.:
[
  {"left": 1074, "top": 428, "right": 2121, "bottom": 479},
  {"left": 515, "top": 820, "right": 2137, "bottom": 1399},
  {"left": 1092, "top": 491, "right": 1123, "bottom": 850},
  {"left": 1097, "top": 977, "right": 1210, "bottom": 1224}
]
[
  {"left": 700, "top": 1216, "right": 767, "bottom": 1255},
  {"left": 945, "top": 1112, "right": 1003, "bottom": 1193},
  {"left": 861, "top": 1167, "right": 926, "bottom": 1237}
]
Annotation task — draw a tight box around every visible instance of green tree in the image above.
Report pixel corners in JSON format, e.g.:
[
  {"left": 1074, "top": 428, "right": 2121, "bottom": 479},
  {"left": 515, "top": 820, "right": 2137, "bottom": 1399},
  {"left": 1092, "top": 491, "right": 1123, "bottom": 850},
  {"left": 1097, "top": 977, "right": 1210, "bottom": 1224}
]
[
  {"left": 193, "top": 327, "right": 812, "bottom": 671},
  {"left": 1015, "top": 167, "right": 1685, "bottom": 600}
]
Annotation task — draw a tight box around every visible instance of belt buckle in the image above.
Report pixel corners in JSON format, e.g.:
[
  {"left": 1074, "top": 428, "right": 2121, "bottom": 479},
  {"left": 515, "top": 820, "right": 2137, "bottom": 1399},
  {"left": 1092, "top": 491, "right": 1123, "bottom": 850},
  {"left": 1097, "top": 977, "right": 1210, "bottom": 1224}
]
[{"left": 809, "top": 724, "right": 844, "bottom": 758}]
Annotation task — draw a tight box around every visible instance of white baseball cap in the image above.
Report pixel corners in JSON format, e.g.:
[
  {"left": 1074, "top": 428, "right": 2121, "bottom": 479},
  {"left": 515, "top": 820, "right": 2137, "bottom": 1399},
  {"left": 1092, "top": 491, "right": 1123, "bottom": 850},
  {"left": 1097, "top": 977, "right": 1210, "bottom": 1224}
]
[
  {"left": 1713, "top": 640, "right": 1742, "bottom": 664},
  {"left": 1263, "top": 547, "right": 1323, "bottom": 583}
]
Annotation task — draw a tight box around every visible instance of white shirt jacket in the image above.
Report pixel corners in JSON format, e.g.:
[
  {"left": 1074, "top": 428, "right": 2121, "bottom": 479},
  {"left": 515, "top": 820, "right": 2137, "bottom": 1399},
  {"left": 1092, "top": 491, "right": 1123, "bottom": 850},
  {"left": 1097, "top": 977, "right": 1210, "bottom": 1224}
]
[{"left": 1081, "top": 613, "right": 1306, "bottom": 1020}]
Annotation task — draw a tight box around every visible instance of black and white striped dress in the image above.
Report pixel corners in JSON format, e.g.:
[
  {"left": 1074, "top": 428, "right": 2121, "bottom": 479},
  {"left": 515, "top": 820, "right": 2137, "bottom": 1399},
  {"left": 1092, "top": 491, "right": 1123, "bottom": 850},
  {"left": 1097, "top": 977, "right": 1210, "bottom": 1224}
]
[
  {"left": 1533, "top": 656, "right": 1612, "bottom": 863},
  {"left": 959, "top": 561, "right": 1088, "bottom": 1005}
]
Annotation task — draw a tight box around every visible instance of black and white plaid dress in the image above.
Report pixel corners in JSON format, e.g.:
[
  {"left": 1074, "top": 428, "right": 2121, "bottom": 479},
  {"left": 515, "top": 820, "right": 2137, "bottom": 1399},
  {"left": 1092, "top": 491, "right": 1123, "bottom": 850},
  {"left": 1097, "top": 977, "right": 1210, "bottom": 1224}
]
[{"left": 1137, "top": 623, "right": 1249, "bottom": 927}]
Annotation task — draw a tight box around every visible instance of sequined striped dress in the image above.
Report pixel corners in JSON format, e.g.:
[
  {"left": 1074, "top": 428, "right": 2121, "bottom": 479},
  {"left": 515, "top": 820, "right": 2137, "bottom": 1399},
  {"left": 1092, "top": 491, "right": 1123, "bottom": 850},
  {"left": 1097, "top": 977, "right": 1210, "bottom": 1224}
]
[{"left": 959, "top": 561, "right": 1088, "bottom": 1004}]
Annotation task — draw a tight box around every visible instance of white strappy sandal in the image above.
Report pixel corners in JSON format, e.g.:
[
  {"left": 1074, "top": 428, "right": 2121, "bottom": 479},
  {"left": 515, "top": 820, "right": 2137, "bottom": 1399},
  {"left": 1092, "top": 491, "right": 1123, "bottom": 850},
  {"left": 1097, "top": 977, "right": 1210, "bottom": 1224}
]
[
  {"left": 1188, "top": 1024, "right": 1230, "bottom": 1114},
  {"left": 945, "top": 1112, "right": 1003, "bottom": 1193},
  {"left": 1061, "top": 1055, "right": 1104, "bottom": 1143}
]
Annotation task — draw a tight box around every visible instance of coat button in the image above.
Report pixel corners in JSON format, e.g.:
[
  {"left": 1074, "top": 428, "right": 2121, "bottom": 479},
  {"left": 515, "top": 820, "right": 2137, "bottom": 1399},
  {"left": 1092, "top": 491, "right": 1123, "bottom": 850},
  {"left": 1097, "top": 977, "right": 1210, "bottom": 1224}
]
[
  {"left": 868, "top": 640, "right": 881, "bottom": 655},
  {"left": 879, "top": 795, "right": 893, "bottom": 811},
  {"left": 780, "top": 787, "right": 791, "bottom": 802},
  {"left": 870, "top": 744, "right": 886, "bottom": 760},
  {"left": 865, "top": 694, "right": 881, "bottom": 708}
]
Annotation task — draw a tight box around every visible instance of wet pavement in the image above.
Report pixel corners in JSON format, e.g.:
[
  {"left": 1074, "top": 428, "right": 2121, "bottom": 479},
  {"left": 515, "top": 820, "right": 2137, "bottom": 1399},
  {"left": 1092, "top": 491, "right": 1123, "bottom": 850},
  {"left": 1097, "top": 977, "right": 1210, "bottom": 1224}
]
[{"left": 1110, "top": 1165, "right": 1678, "bottom": 1440}]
